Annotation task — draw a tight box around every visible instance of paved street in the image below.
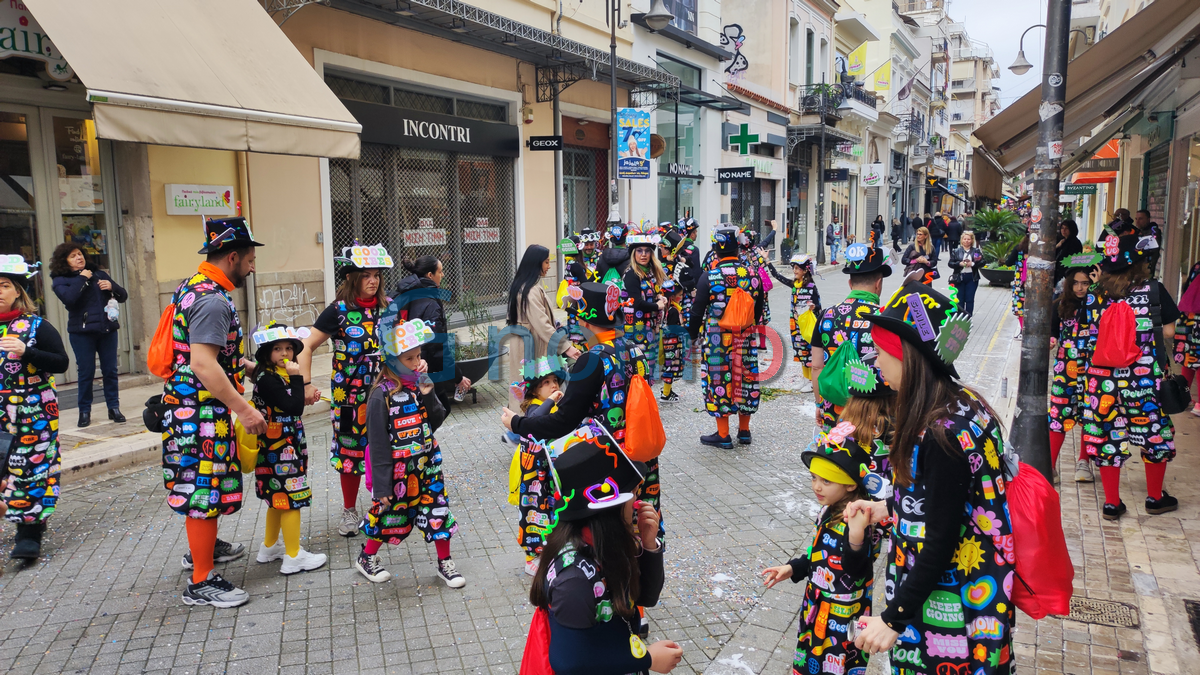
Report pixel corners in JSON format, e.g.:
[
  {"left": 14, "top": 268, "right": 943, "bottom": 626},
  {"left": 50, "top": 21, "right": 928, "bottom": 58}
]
[{"left": 1, "top": 255, "right": 1198, "bottom": 675}]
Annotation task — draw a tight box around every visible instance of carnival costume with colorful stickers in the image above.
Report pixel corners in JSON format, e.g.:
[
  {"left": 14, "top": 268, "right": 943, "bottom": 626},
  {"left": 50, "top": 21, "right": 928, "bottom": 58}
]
[
  {"left": 324, "top": 243, "right": 392, "bottom": 476},
  {"left": 579, "top": 228, "right": 601, "bottom": 280},
  {"left": 520, "top": 432, "right": 665, "bottom": 675},
  {"left": 812, "top": 244, "right": 891, "bottom": 431},
  {"left": 248, "top": 323, "right": 313, "bottom": 511},
  {"left": 558, "top": 236, "right": 590, "bottom": 352},
  {"left": 162, "top": 220, "right": 261, "bottom": 521},
  {"left": 689, "top": 226, "right": 764, "bottom": 420},
  {"left": 866, "top": 282, "right": 1016, "bottom": 675},
  {"left": 739, "top": 226, "right": 773, "bottom": 326},
  {"left": 1010, "top": 250, "right": 1026, "bottom": 319},
  {"left": 673, "top": 218, "right": 702, "bottom": 325},
  {"left": 659, "top": 279, "right": 687, "bottom": 392},
  {"left": 0, "top": 256, "right": 63, "bottom": 526},
  {"left": 1076, "top": 235, "right": 1175, "bottom": 469},
  {"left": 511, "top": 356, "right": 567, "bottom": 559},
  {"left": 360, "top": 310, "right": 458, "bottom": 548},
  {"left": 770, "top": 254, "right": 822, "bottom": 369},
  {"left": 1048, "top": 253, "right": 1102, "bottom": 437},
  {"left": 622, "top": 222, "right": 664, "bottom": 382},
  {"left": 1174, "top": 260, "right": 1200, "bottom": 372},
  {"left": 787, "top": 423, "right": 886, "bottom": 675}
]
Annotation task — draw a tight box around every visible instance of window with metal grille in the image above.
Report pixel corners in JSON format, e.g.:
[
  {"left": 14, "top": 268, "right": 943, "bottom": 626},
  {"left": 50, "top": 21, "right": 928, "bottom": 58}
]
[
  {"left": 325, "top": 75, "right": 389, "bottom": 105},
  {"left": 392, "top": 87, "right": 454, "bottom": 115},
  {"left": 456, "top": 99, "right": 507, "bottom": 123},
  {"left": 329, "top": 144, "right": 516, "bottom": 320}
]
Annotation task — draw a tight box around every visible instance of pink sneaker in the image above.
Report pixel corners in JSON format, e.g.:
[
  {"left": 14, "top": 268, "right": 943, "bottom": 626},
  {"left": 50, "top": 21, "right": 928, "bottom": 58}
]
[
  {"left": 1191, "top": 403, "right": 1200, "bottom": 417},
  {"left": 524, "top": 558, "right": 539, "bottom": 576}
]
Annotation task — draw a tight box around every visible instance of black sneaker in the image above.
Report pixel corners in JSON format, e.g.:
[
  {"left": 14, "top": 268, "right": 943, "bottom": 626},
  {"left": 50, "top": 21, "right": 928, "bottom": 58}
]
[
  {"left": 182, "top": 538, "right": 247, "bottom": 569},
  {"left": 182, "top": 573, "right": 249, "bottom": 608},
  {"left": 737, "top": 430, "right": 752, "bottom": 445},
  {"left": 437, "top": 557, "right": 466, "bottom": 588},
  {"left": 659, "top": 391, "right": 679, "bottom": 402},
  {"left": 700, "top": 433, "right": 733, "bottom": 449},
  {"left": 1146, "top": 491, "right": 1179, "bottom": 515},
  {"left": 354, "top": 549, "right": 392, "bottom": 583},
  {"left": 1102, "top": 501, "right": 1127, "bottom": 521}
]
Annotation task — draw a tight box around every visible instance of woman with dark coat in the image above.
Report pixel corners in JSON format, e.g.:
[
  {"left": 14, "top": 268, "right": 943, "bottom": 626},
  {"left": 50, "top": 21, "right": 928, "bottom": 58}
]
[
  {"left": 392, "top": 256, "right": 471, "bottom": 413},
  {"left": 1054, "top": 219, "right": 1084, "bottom": 281},
  {"left": 49, "top": 243, "right": 127, "bottom": 427}
]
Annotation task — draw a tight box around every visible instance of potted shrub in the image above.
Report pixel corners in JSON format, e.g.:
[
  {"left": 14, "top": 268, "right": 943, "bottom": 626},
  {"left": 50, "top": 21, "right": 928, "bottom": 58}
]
[
  {"left": 452, "top": 290, "right": 508, "bottom": 402},
  {"left": 973, "top": 209, "right": 1024, "bottom": 286}
]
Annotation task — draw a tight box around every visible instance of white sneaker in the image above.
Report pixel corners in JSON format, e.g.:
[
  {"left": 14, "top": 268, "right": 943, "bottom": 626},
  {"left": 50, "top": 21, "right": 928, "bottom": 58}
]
[
  {"left": 800, "top": 382, "right": 813, "bottom": 393},
  {"left": 256, "top": 541, "right": 285, "bottom": 564},
  {"left": 337, "top": 508, "right": 360, "bottom": 537},
  {"left": 437, "top": 557, "right": 467, "bottom": 588},
  {"left": 1074, "top": 460, "right": 1094, "bottom": 483},
  {"left": 524, "top": 558, "right": 539, "bottom": 576},
  {"left": 280, "top": 548, "right": 328, "bottom": 575}
]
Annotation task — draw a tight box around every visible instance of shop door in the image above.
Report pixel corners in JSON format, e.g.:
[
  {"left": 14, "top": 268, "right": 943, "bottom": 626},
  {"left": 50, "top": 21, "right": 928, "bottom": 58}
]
[{"left": 563, "top": 147, "right": 596, "bottom": 235}]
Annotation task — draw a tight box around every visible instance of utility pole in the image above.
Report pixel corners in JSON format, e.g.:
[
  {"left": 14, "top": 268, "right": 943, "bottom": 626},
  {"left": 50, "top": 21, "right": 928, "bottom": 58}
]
[
  {"left": 1011, "top": 0, "right": 1070, "bottom": 482},
  {"left": 816, "top": 75, "right": 827, "bottom": 265},
  {"left": 609, "top": 0, "right": 620, "bottom": 224}
]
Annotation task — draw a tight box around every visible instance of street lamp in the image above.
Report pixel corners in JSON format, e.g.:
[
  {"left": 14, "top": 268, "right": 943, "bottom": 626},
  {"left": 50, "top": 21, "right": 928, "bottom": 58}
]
[
  {"left": 643, "top": 0, "right": 675, "bottom": 31},
  {"left": 1009, "top": 24, "right": 1090, "bottom": 75}
]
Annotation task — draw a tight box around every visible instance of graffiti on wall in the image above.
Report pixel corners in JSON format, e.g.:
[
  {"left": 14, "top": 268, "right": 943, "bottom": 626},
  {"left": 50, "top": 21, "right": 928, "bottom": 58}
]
[
  {"left": 257, "top": 284, "right": 318, "bottom": 327},
  {"left": 721, "top": 24, "right": 749, "bottom": 78}
]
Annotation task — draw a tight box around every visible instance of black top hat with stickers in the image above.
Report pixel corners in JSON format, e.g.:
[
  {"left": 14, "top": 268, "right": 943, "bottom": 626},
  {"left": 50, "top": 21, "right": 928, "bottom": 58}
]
[
  {"left": 197, "top": 216, "right": 265, "bottom": 255},
  {"left": 333, "top": 242, "right": 395, "bottom": 276},
  {"left": 0, "top": 254, "right": 40, "bottom": 289},
  {"left": 865, "top": 281, "right": 971, "bottom": 379},
  {"left": 1099, "top": 233, "right": 1157, "bottom": 272},
  {"left": 799, "top": 421, "right": 888, "bottom": 498},
  {"left": 251, "top": 321, "right": 311, "bottom": 368},
  {"left": 573, "top": 281, "right": 624, "bottom": 328},
  {"left": 552, "top": 432, "right": 647, "bottom": 522},
  {"left": 712, "top": 224, "right": 740, "bottom": 257},
  {"left": 842, "top": 242, "right": 892, "bottom": 277}
]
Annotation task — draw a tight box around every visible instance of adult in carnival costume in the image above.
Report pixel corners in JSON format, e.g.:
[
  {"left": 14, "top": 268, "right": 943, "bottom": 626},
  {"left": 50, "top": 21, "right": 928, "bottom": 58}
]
[
  {"left": 0, "top": 255, "right": 68, "bottom": 560},
  {"left": 850, "top": 281, "right": 1016, "bottom": 675},
  {"left": 687, "top": 225, "right": 766, "bottom": 449}
]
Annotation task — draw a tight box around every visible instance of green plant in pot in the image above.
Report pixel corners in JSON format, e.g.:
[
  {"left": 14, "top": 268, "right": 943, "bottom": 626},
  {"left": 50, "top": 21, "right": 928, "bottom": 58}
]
[{"left": 453, "top": 290, "right": 492, "bottom": 361}]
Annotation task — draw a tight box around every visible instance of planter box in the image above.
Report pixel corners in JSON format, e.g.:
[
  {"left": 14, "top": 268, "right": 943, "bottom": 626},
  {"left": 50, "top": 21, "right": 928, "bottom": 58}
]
[
  {"left": 980, "top": 267, "right": 1015, "bottom": 287},
  {"left": 455, "top": 345, "right": 509, "bottom": 404}
]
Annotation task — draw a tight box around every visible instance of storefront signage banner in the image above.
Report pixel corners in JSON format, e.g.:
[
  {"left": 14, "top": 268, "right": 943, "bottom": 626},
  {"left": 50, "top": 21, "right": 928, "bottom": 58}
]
[
  {"left": 526, "top": 135, "right": 563, "bottom": 151},
  {"left": 0, "top": 4, "right": 72, "bottom": 81},
  {"left": 948, "top": 179, "right": 958, "bottom": 192},
  {"left": 861, "top": 163, "right": 885, "bottom": 188},
  {"left": 464, "top": 228, "right": 500, "bottom": 243},
  {"left": 1063, "top": 183, "right": 1097, "bottom": 195},
  {"left": 659, "top": 161, "right": 697, "bottom": 177},
  {"left": 165, "top": 184, "right": 236, "bottom": 216},
  {"left": 404, "top": 229, "right": 447, "bottom": 247},
  {"left": 743, "top": 157, "right": 775, "bottom": 176},
  {"left": 824, "top": 169, "right": 850, "bottom": 182},
  {"left": 945, "top": 150, "right": 957, "bottom": 160},
  {"left": 716, "top": 167, "right": 755, "bottom": 183},
  {"left": 617, "top": 108, "right": 651, "bottom": 179},
  {"left": 341, "top": 99, "right": 520, "bottom": 158}
]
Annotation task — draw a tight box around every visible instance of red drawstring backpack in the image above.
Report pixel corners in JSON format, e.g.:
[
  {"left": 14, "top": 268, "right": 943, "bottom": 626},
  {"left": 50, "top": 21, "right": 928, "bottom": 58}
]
[
  {"left": 1006, "top": 461, "right": 1074, "bottom": 618},
  {"left": 520, "top": 608, "right": 555, "bottom": 675},
  {"left": 1092, "top": 300, "right": 1141, "bottom": 368}
]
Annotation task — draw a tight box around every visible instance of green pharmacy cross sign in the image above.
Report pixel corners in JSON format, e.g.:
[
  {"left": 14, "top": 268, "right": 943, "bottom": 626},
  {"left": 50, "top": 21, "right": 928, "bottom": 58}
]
[{"left": 729, "top": 124, "right": 759, "bottom": 155}]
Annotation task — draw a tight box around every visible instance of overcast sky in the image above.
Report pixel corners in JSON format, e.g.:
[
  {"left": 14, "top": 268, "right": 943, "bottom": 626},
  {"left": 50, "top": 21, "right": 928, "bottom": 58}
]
[{"left": 947, "top": 0, "right": 1047, "bottom": 111}]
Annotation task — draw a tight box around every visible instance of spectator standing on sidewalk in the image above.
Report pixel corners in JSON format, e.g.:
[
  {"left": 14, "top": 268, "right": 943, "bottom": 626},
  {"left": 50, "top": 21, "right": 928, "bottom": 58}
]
[
  {"left": 947, "top": 231, "right": 983, "bottom": 315},
  {"left": 297, "top": 243, "right": 393, "bottom": 537},
  {"left": 1076, "top": 234, "right": 1179, "bottom": 520},
  {"left": 927, "top": 212, "right": 946, "bottom": 261},
  {"left": 162, "top": 218, "right": 265, "bottom": 607},
  {"left": 851, "top": 281, "right": 1016, "bottom": 674},
  {"left": 392, "top": 256, "right": 470, "bottom": 415},
  {"left": 0, "top": 255, "right": 68, "bottom": 560},
  {"left": 901, "top": 227, "right": 937, "bottom": 284},
  {"left": 49, "top": 243, "right": 127, "bottom": 427},
  {"left": 504, "top": 245, "right": 582, "bottom": 412},
  {"left": 826, "top": 218, "right": 844, "bottom": 264}
]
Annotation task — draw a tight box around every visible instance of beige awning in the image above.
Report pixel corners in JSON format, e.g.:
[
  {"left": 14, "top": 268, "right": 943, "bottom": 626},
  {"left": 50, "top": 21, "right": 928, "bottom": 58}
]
[
  {"left": 26, "top": 0, "right": 361, "bottom": 159},
  {"left": 973, "top": 0, "right": 1200, "bottom": 176},
  {"left": 970, "top": 151, "right": 1004, "bottom": 202}
]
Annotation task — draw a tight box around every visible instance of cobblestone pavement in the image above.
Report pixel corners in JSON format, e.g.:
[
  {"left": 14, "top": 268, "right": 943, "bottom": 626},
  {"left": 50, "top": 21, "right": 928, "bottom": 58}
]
[{"left": 2, "top": 257, "right": 1197, "bottom": 674}]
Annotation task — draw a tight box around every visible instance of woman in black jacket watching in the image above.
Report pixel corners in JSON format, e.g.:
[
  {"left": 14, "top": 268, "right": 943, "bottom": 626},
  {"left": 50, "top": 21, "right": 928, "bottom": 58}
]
[
  {"left": 392, "top": 256, "right": 471, "bottom": 413},
  {"left": 49, "top": 243, "right": 127, "bottom": 427},
  {"left": 1054, "top": 219, "right": 1083, "bottom": 281}
]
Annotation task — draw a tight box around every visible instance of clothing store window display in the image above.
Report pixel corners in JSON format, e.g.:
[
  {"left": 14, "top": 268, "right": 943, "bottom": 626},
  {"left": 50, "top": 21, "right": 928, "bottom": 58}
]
[
  {"left": 49, "top": 243, "right": 127, "bottom": 427},
  {"left": 849, "top": 281, "right": 1016, "bottom": 674},
  {"left": 162, "top": 217, "right": 265, "bottom": 607},
  {"left": 687, "top": 225, "right": 766, "bottom": 449},
  {"left": 0, "top": 255, "right": 68, "bottom": 560},
  {"left": 297, "top": 243, "right": 393, "bottom": 538},
  {"left": 1075, "top": 234, "right": 1180, "bottom": 521}
]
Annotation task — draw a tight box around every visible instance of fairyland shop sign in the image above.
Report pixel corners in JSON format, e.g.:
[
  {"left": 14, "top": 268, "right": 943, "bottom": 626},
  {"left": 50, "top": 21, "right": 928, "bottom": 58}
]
[
  {"left": 0, "top": 3, "right": 72, "bottom": 81},
  {"left": 165, "top": 184, "right": 236, "bottom": 216}
]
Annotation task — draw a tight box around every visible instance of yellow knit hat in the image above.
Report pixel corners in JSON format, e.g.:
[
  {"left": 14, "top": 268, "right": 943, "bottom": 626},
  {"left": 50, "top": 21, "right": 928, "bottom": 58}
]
[{"left": 808, "top": 455, "right": 856, "bottom": 486}]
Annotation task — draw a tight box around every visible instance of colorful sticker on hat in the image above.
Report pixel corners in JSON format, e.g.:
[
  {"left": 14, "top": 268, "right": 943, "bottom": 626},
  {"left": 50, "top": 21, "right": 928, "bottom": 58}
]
[
  {"left": 936, "top": 312, "right": 972, "bottom": 365},
  {"left": 604, "top": 283, "right": 621, "bottom": 319},
  {"left": 0, "top": 254, "right": 35, "bottom": 277},
  {"left": 340, "top": 244, "right": 393, "bottom": 269},
  {"left": 1103, "top": 235, "right": 1120, "bottom": 257},
  {"left": 380, "top": 317, "right": 434, "bottom": 357},
  {"left": 567, "top": 285, "right": 584, "bottom": 301},
  {"left": 1063, "top": 252, "right": 1102, "bottom": 268},
  {"left": 252, "top": 325, "right": 311, "bottom": 346},
  {"left": 845, "top": 242, "right": 869, "bottom": 262},
  {"left": 584, "top": 477, "right": 622, "bottom": 507},
  {"left": 579, "top": 231, "right": 602, "bottom": 243},
  {"left": 827, "top": 421, "right": 856, "bottom": 446},
  {"left": 1136, "top": 236, "right": 1159, "bottom": 251},
  {"left": 846, "top": 357, "right": 878, "bottom": 394},
  {"left": 559, "top": 237, "right": 580, "bottom": 255},
  {"left": 906, "top": 293, "right": 937, "bottom": 341}
]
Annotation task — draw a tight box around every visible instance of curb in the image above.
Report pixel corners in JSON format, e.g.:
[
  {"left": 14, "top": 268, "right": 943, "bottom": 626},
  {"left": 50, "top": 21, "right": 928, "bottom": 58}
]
[{"left": 60, "top": 430, "right": 162, "bottom": 484}]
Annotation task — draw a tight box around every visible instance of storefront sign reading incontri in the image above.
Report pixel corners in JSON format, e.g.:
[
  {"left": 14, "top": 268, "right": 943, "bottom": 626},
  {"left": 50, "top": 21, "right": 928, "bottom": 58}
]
[{"left": 617, "top": 108, "right": 651, "bottom": 179}]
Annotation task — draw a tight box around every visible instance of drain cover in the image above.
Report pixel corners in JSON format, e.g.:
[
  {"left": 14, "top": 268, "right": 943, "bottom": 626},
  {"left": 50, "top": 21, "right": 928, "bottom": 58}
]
[
  {"left": 1068, "top": 597, "right": 1139, "bottom": 627},
  {"left": 1185, "top": 600, "right": 1200, "bottom": 650}
]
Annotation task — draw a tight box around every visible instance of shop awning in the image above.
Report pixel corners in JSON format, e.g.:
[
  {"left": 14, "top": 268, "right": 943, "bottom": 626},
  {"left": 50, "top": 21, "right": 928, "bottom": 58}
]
[
  {"left": 973, "top": 0, "right": 1200, "bottom": 176},
  {"left": 971, "top": 150, "right": 1005, "bottom": 201},
  {"left": 1070, "top": 139, "right": 1121, "bottom": 184},
  {"left": 26, "top": 0, "right": 362, "bottom": 159}
]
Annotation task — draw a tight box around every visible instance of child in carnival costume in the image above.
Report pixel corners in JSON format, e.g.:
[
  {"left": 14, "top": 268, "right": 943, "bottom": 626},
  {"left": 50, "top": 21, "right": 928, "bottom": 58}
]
[
  {"left": 243, "top": 322, "right": 327, "bottom": 574},
  {"left": 659, "top": 279, "right": 687, "bottom": 402},
  {"left": 769, "top": 254, "right": 822, "bottom": 390},
  {"left": 355, "top": 304, "right": 465, "bottom": 588},
  {"left": 557, "top": 236, "right": 591, "bottom": 353},
  {"left": 509, "top": 356, "right": 566, "bottom": 576}
]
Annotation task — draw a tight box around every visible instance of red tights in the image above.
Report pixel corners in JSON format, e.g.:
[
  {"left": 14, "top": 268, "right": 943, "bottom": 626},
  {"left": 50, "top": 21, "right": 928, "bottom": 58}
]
[
  {"left": 1098, "top": 462, "right": 1168, "bottom": 506},
  {"left": 1048, "top": 430, "right": 1087, "bottom": 467},
  {"left": 363, "top": 538, "right": 451, "bottom": 559},
  {"left": 340, "top": 473, "right": 360, "bottom": 509}
]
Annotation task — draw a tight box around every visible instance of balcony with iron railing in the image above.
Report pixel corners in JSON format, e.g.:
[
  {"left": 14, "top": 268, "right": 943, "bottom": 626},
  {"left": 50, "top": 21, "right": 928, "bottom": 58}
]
[
  {"left": 797, "top": 84, "right": 845, "bottom": 125},
  {"left": 953, "top": 46, "right": 994, "bottom": 62}
]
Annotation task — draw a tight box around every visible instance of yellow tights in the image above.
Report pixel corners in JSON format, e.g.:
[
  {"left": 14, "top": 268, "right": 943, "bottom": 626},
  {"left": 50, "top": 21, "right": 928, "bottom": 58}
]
[
  {"left": 264, "top": 507, "right": 301, "bottom": 557},
  {"left": 662, "top": 382, "right": 672, "bottom": 396}
]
